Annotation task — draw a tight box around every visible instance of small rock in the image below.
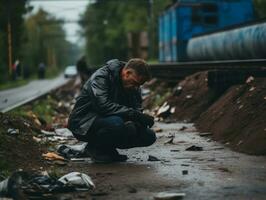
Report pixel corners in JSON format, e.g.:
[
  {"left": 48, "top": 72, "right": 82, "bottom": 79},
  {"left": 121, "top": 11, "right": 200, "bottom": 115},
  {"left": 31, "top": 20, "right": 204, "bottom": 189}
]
[
  {"left": 164, "top": 137, "right": 174, "bottom": 145},
  {"left": 154, "top": 192, "right": 186, "bottom": 200},
  {"left": 170, "top": 149, "right": 180, "bottom": 152},
  {"left": 182, "top": 170, "right": 188, "bottom": 175},
  {"left": 128, "top": 187, "right": 137, "bottom": 193},
  {"left": 246, "top": 76, "right": 254, "bottom": 84},
  {"left": 249, "top": 87, "right": 255, "bottom": 92},
  {"left": 185, "top": 145, "right": 203, "bottom": 151},
  {"left": 186, "top": 95, "right": 192, "bottom": 99},
  {"left": 199, "top": 132, "right": 212, "bottom": 137},
  {"left": 148, "top": 155, "right": 160, "bottom": 161},
  {"left": 7, "top": 128, "right": 19, "bottom": 135},
  {"left": 179, "top": 126, "right": 187, "bottom": 131}
]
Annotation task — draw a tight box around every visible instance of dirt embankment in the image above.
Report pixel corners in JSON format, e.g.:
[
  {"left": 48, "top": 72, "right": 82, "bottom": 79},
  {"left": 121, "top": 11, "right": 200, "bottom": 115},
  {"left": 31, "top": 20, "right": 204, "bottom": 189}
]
[
  {"left": 0, "top": 113, "right": 46, "bottom": 172},
  {"left": 196, "top": 77, "right": 266, "bottom": 155},
  {"left": 146, "top": 72, "right": 266, "bottom": 155}
]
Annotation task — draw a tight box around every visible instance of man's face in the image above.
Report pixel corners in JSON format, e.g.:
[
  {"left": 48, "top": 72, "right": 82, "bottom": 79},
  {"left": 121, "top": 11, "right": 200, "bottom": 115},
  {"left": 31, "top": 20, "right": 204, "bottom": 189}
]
[{"left": 121, "top": 68, "right": 145, "bottom": 90}]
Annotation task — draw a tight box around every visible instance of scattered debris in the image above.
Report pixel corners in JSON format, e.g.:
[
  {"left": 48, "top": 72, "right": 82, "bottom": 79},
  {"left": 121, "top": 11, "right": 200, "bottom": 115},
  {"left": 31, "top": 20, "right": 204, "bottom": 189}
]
[
  {"left": 42, "top": 152, "right": 65, "bottom": 161},
  {"left": 170, "top": 149, "right": 180, "bottom": 152},
  {"left": 55, "top": 128, "right": 73, "bottom": 138},
  {"left": 218, "top": 167, "right": 231, "bottom": 173},
  {"left": 154, "top": 192, "right": 186, "bottom": 200},
  {"left": 59, "top": 172, "right": 95, "bottom": 190},
  {"left": 182, "top": 170, "right": 188, "bottom": 175},
  {"left": 0, "top": 170, "right": 94, "bottom": 199},
  {"left": 199, "top": 132, "right": 212, "bottom": 137},
  {"left": 185, "top": 145, "right": 203, "bottom": 151},
  {"left": 164, "top": 137, "right": 174, "bottom": 145},
  {"left": 57, "top": 143, "right": 89, "bottom": 159},
  {"left": 173, "top": 85, "right": 183, "bottom": 96},
  {"left": 179, "top": 126, "right": 187, "bottom": 131},
  {"left": 249, "top": 86, "right": 255, "bottom": 92},
  {"left": 127, "top": 187, "right": 137, "bottom": 193},
  {"left": 7, "top": 128, "right": 19, "bottom": 135},
  {"left": 148, "top": 155, "right": 160, "bottom": 161},
  {"left": 246, "top": 76, "right": 254, "bottom": 84},
  {"left": 156, "top": 102, "right": 173, "bottom": 119},
  {"left": 186, "top": 95, "right": 192, "bottom": 99}
]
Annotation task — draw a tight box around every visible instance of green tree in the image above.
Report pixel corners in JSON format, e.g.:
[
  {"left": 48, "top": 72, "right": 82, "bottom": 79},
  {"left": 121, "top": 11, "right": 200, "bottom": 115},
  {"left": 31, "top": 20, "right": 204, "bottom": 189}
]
[
  {"left": 80, "top": 0, "right": 170, "bottom": 65},
  {"left": 0, "top": 0, "right": 27, "bottom": 82},
  {"left": 253, "top": 0, "right": 266, "bottom": 18},
  {"left": 22, "top": 9, "right": 79, "bottom": 76}
]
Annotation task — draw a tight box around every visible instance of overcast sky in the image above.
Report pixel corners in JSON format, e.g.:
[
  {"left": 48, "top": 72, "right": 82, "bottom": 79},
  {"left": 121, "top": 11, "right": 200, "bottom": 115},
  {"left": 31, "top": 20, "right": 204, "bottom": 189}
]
[{"left": 29, "top": 0, "right": 90, "bottom": 44}]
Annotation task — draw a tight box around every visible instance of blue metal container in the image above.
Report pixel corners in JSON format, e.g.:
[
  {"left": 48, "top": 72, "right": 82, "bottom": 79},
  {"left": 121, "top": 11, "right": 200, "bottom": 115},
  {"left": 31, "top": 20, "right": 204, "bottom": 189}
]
[
  {"left": 159, "top": 16, "right": 164, "bottom": 62},
  {"left": 187, "top": 22, "right": 266, "bottom": 60},
  {"left": 163, "top": 10, "right": 172, "bottom": 62},
  {"left": 159, "top": 0, "right": 255, "bottom": 62}
]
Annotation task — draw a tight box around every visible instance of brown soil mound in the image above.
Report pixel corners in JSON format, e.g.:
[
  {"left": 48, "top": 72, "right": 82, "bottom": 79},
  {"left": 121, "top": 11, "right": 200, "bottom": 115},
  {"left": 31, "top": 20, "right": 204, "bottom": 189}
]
[
  {"left": 164, "top": 71, "right": 221, "bottom": 122},
  {"left": 145, "top": 72, "right": 266, "bottom": 155},
  {"left": 196, "top": 77, "right": 266, "bottom": 155},
  {"left": 0, "top": 113, "right": 46, "bottom": 172}
]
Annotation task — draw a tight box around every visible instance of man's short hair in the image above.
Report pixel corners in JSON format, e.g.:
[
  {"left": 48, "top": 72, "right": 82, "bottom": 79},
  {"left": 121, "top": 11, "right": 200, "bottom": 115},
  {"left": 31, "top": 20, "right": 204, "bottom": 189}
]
[{"left": 125, "top": 58, "right": 151, "bottom": 81}]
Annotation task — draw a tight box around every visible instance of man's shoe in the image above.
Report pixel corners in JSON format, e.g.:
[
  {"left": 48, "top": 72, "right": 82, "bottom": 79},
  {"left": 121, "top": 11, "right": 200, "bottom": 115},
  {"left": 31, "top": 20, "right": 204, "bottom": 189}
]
[
  {"left": 89, "top": 148, "right": 128, "bottom": 163},
  {"left": 109, "top": 149, "right": 128, "bottom": 162}
]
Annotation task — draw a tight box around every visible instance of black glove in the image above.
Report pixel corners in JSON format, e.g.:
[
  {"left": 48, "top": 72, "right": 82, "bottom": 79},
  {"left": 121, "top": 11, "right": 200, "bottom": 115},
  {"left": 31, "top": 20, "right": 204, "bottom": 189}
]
[
  {"left": 138, "top": 113, "right": 154, "bottom": 128},
  {"left": 126, "top": 110, "right": 154, "bottom": 128}
]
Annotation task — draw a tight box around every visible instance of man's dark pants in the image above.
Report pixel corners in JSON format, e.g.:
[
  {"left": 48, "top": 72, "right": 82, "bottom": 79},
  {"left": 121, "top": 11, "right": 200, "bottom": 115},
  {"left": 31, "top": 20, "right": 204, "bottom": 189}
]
[{"left": 74, "top": 116, "right": 156, "bottom": 150}]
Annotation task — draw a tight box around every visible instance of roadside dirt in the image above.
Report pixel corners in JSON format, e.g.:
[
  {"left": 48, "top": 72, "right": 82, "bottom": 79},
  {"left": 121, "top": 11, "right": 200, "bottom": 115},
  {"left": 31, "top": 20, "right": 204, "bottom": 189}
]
[
  {"left": 196, "top": 77, "right": 266, "bottom": 155},
  {"left": 145, "top": 73, "right": 266, "bottom": 155},
  {"left": 0, "top": 112, "right": 47, "bottom": 172}
]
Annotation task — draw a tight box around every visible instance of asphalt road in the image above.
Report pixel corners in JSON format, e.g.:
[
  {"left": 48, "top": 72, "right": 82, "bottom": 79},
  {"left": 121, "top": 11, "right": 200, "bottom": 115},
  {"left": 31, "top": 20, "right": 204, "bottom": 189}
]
[
  {"left": 58, "top": 122, "right": 266, "bottom": 200},
  {"left": 0, "top": 74, "right": 70, "bottom": 112}
]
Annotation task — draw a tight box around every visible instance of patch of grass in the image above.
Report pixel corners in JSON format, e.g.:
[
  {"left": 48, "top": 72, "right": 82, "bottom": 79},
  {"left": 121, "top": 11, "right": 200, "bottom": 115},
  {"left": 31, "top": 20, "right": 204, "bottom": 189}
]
[
  {"left": 10, "top": 95, "right": 56, "bottom": 124},
  {"left": 0, "top": 79, "right": 30, "bottom": 91}
]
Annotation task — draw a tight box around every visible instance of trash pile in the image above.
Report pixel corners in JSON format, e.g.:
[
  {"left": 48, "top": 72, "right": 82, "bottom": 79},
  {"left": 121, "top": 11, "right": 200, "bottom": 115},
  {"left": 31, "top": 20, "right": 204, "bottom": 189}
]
[{"left": 0, "top": 171, "right": 95, "bottom": 199}]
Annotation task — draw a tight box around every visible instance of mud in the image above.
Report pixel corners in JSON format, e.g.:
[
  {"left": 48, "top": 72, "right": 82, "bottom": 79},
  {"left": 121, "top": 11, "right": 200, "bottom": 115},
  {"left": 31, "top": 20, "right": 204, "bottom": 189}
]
[{"left": 57, "top": 122, "right": 266, "bottom": 200}]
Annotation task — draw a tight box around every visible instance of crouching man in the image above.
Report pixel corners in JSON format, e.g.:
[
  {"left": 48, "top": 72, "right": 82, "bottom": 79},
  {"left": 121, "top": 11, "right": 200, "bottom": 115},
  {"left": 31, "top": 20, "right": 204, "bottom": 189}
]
[{"left": 68, "top": 58, "right": 156, "bottom": 163}]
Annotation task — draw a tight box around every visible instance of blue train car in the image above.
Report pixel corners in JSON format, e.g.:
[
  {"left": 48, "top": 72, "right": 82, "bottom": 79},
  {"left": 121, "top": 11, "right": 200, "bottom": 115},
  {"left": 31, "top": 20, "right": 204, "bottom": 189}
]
[
  {"left": 159, "top": 0, "right": 254, "bottom": 62},
  {"left": 187, "top": 21, "right": 266, "bottom": 60}
]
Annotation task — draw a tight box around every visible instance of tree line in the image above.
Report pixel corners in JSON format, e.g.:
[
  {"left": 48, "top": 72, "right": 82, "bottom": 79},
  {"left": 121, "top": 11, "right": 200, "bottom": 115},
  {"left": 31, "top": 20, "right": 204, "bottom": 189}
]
[{"left": 0, "top": 0, "right": 79, "bottom": 83}]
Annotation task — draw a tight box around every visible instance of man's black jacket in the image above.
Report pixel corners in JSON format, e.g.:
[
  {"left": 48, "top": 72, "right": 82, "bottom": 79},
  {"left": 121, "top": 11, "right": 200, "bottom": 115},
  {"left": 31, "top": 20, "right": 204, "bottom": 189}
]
[{"left": 68, "top": 59, "right": 142, "bottom": 136}]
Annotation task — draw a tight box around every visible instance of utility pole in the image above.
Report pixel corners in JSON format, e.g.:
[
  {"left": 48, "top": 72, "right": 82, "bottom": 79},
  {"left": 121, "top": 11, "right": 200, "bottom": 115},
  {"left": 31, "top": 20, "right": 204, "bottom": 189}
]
[{"left": 7, "top": 0, "right": 13, "bottom": 75}]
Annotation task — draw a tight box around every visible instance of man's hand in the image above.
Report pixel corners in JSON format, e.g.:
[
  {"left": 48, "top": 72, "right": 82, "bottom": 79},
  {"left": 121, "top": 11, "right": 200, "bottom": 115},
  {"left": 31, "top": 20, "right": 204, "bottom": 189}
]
[
  {"left": 126, "top": 110, "right": 154, "bottom": 128},
  {"left": 138, "top": 113, "right": 154, "bottom": 128}
]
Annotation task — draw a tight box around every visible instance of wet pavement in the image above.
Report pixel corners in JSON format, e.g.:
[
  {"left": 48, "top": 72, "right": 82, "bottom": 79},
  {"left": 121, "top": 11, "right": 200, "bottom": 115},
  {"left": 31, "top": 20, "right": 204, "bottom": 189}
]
[
  {"left": 58, "top": 122, "right": 266, "bottom": 200},
  {"left": 0, "top": 74, "right": 69, "bottom": 112}
]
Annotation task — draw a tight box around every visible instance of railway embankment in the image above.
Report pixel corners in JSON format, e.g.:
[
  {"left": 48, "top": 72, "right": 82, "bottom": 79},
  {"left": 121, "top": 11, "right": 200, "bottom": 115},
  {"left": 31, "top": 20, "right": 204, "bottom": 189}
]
[{"left": 144, "top": 71, "right": 266, "bottom": 155}]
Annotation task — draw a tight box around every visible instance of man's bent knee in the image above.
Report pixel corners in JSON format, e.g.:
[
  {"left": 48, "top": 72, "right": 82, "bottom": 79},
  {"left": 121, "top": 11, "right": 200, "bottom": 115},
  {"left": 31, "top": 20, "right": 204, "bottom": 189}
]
[{"left": 142, "top": 128, "right": 157, "bottom": 146}]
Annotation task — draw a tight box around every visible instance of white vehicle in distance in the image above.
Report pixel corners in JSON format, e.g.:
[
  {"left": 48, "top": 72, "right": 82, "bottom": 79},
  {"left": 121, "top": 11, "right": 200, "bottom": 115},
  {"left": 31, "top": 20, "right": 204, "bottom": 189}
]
[{"left": 64, "top": 65, "right": 78, "bottom": 78}]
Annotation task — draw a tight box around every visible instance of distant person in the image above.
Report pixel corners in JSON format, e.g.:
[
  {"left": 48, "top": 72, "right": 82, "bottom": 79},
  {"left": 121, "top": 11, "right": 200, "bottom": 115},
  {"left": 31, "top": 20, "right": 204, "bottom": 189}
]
[
  {"left": 38, "top": 62, "right": 46, "bottom": 79},
  {"left": 15, "top": 60, "right": 22, "bottom": 78},
  {"left": 68, "top": 58, "right": 156, "bottom": 163},
  {"left": 76, "top": 56, "right": 91, "bottom": 86}
]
